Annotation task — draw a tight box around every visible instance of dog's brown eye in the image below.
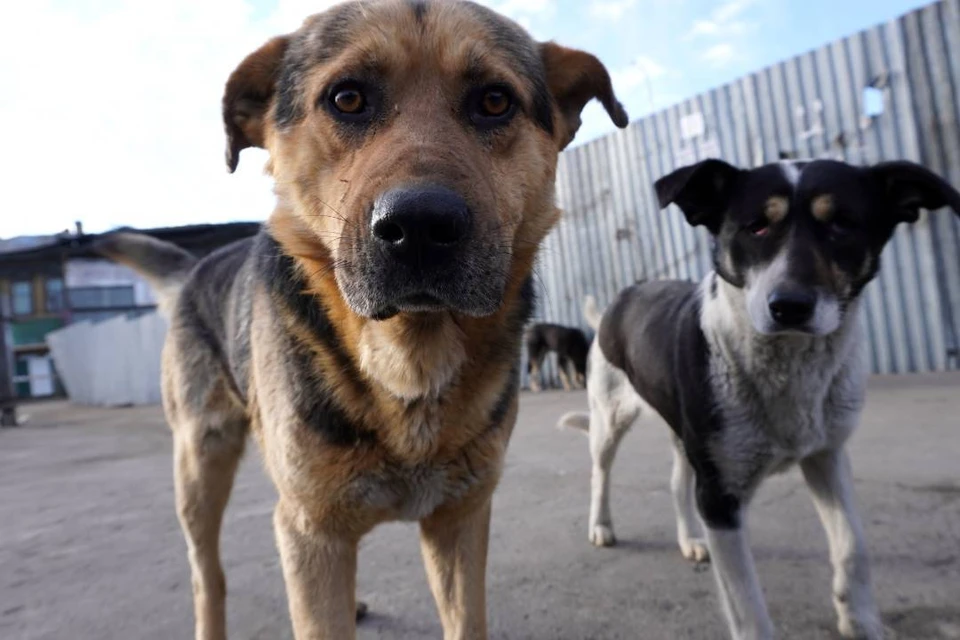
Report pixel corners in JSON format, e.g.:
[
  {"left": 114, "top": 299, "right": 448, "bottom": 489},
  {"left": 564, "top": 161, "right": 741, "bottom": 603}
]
[
  {"left": 481, "top": 89, "right": 511, "bottom": 117},
  {"left": 333, "top": 88, "right": 365, "bottom": 114},
  {"left": 469, "top": 85, "right": 517, "bottom": 129}
]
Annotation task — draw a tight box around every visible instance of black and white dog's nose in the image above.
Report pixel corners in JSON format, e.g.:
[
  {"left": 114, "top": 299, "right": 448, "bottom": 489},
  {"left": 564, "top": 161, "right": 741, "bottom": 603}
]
[
  {"left": 768, "top": 288, "right": 816, "bottom": 327},
  {"left": 370, "top": 186, "right": 471, "bottom": 267}
]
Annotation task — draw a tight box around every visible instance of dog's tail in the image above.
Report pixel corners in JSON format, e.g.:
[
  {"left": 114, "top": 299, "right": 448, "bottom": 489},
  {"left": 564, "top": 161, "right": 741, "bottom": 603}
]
[
  {"left": 94, "top": 232, "right": 197, "bottom": 317},
  {"left": 556, "top": 411, "right": 590, "bottom": 435},
  {"left": 583, "top": 295, "right": 604, "bottom": 331}
]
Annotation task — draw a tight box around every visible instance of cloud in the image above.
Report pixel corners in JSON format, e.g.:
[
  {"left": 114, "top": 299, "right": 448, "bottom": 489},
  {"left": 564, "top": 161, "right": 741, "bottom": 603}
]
[
  {"left": 701, "top": 43, "right": 737, "bottom": 67},
  {"left": 684, "top": 0, "right": 756, "bottom": 41},
  {"left": 611, "top": 56, "right": 667, "bottom": 92},
  {"left": 472, "top": 0, "right": 556, "bottom": 37},
  {"left": 587, "top": 0, "right": 638, "bottom": 21}
]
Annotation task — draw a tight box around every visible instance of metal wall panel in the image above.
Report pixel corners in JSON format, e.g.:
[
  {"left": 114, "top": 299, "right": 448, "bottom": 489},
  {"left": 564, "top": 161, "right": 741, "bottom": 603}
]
[{"left": 531, "top": 0, "right": 960, "bottom": 383}]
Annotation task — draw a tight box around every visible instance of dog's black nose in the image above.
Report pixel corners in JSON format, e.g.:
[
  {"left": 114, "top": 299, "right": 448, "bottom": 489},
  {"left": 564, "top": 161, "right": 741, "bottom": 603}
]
[
  {"left": 768, "top": 288, "right": 816, "bottom": 327},
  {"left": 371, "top": 186, "right": 471, "bottom": 265}
]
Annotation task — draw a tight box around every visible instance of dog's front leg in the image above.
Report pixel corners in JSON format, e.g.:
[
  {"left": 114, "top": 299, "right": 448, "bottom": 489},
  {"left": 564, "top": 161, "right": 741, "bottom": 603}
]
[
  {"left": 420, "top": 499, "right": 492, "bottom": 640},
  {"left": 801, "top": 448, "right": 882, "bottom": 640},
  {"left": 274, "top": 501, "right": 359, "bottom": 640},
  {"left": 705, "top": 519, "right": 774, "bottom": 640}
]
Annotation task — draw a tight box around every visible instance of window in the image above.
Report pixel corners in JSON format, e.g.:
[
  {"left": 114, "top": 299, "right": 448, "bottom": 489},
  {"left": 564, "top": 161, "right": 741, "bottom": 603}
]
[
  {"left": 46, "top": 278, "right": 64, "bottom": 312},
  {"left": 12, "top": 281, "right": 33, "bottom": 316},
  {"left": 67, "top": 286, "right": 136, "bottom": 310}
]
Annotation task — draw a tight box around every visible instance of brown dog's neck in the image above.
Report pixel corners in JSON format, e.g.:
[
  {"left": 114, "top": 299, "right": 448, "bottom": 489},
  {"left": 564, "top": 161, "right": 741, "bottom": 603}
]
[{"left": 267, "top": 209, "right": 535, "bottom": 404}]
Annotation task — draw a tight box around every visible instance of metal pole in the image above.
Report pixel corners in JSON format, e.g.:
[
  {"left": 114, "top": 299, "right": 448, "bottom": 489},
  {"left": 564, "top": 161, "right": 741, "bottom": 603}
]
[{"left": 0, "top": 295, "right": 17, "bottom": 427}]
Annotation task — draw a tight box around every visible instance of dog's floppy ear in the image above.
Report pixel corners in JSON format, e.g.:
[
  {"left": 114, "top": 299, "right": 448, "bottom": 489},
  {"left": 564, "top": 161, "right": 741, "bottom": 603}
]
[
  {"left": 222, "top": 36, "right": 290, "bottom": 173},
  {"left": 539, "top": 42, "right": 629, "bottom": 149},
  {"left": 869, "top": 161, "right": 960, "bottom": 223},
  {"left": 655, "top": 159, "right": 742, "bottom": 233}
]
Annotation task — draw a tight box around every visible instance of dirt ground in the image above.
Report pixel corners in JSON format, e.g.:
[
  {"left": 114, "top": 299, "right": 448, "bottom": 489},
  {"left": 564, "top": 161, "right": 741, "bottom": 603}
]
[{"left": 1, "top": 373, "right": 959, "bottom": 640}]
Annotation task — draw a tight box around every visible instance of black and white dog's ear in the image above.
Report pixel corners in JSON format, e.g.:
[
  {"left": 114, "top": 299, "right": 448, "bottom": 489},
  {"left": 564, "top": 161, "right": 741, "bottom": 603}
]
[
  {"left": 654, "top": 159, "right": 742, "bottom": 233},
  {"left": 869, "top": 161, "right": 960, "bottom": 223}
]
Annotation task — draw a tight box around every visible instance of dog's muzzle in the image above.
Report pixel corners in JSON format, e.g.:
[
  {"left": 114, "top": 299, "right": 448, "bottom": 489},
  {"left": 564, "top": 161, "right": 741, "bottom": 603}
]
[
  {"left": 371, "top": 185, "right": 472, "bottom": 271},
  {"left": 338, "top": 184, "right": 508, "bottom": 319},
  {"left": 767, "top": 286, "right": 816, "bottom": 329}
]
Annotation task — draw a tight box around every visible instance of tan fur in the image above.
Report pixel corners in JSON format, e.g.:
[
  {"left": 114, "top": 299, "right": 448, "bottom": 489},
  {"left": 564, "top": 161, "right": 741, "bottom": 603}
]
[
  {"left": 764, "top": 195, "right": 790, "bottom": 224},
  {"left": 151, "top": 2, "right": 626, "bottom": 639},
  {"left": 811, "top": 193, "right": 835, "bottom": 222}
]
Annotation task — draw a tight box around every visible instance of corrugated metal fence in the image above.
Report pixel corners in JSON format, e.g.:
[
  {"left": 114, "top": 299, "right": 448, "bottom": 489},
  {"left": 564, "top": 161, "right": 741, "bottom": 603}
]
[{"left": 533, "top": 0, "right": 960, "bottom": 378}]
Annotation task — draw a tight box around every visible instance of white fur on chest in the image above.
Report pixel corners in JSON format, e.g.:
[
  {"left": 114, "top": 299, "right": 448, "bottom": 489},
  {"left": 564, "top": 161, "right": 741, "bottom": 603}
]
[{"left": 701, "top": 276, "right": 867, "bottom": 492}]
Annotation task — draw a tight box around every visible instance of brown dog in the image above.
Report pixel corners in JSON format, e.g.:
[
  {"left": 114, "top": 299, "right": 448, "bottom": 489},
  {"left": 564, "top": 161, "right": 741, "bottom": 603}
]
[{"left": 97, "top": 1, "right": 627, "bottom": 638}]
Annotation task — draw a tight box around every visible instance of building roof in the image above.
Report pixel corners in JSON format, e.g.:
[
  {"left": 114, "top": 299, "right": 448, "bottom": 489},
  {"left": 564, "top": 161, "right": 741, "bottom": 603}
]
[
  {"left": 0, "top": 235, "right": 58, "bottom": 254},
  {"left": 0, "top": 222, "right": 262, "bottom": 265}
]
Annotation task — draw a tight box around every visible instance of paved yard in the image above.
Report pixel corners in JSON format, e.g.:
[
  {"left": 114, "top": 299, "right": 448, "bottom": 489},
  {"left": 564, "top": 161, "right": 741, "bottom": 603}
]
[{"left": 1, "top": 373, "right": 959, "bottom": 639}]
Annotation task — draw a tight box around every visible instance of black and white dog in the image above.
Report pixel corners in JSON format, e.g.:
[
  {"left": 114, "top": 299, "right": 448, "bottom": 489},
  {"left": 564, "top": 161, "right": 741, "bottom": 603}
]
[{"left": 560, "top": 158, "right": 960, "bottom": 639}]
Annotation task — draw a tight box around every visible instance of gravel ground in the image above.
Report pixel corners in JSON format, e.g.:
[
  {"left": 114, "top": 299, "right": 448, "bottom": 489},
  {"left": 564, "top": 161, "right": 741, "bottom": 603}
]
[{"left": 1, "top": 373, "right": 959, "bottom": 639}]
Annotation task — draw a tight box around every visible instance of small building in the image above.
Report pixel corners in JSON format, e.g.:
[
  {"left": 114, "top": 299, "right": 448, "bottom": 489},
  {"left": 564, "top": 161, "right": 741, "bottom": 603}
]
[{"left": 0, "top": 222, "right": 260, "bottom": 399}]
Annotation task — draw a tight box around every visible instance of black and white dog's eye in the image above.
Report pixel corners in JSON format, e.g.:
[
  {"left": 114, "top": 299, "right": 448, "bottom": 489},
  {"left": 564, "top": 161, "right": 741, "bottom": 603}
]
[{"left": 829, "top": 218, "right": 858, "bottom": 236}]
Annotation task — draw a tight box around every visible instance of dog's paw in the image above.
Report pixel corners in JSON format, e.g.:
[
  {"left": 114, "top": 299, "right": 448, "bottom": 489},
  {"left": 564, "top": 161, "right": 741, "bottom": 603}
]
[
  {"left": 589, "top": 524, "right": 616, "bottom": 547},
  {"left": 838, "top": 612, "right": 884, "bottom": 639},
  {"left": 679, "top": 537, "right": 710, "bottom": 563}
]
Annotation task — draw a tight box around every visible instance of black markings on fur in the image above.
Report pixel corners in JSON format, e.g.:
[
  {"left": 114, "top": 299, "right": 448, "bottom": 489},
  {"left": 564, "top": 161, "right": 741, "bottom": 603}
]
[
  {"left": 695, "top": 482, "right": 741, "bottom": 529},
  {"left": 408, "top": 0, "right": 428, "bottom": 23},
  {"left": 515, "top": 276, "right": 537, "bottom": 330},
  {"left": 175, "top": 238, "right": 255, "bottom": 406},
  {"left": 709, "top": 272, "right": 718, "bottom": 300},
  {"left": 276, "top": 3, "right": 363, "bottom": 128},
  {"left": 256, "top": 233, "right": 375, "bottom": 447},
  {"left": 597, "top": 281, "right": 742, "bottom": 530},
  {"left": 484, "top": 276, "right": 534, "bottom": 431},
  {"left": 287, "top": 341, "right": 376, "bottom": 447},
  {"left": 489, "top": 364, "right": 520, "bottom": 429}
]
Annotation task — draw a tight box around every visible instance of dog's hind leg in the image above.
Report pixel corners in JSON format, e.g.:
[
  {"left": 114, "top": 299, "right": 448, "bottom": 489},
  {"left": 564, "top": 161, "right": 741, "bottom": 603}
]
[
  {"left": 558, "top": 357, "right": 573, "bottom": 391},
  {"left": 172, "top": 409, "right": 247, "bottom": 640},
  {"left": 587, "top": 401, "right": 637, "bottom": 547},
  {"left": 527, "top": 356, "right": 543, "bottom": 392},
  {"left": 801, "top": 448, "right": 882, "bottom": 640},
  {"left": 670, "top": 438, "right": 709, "bottom": 563}
]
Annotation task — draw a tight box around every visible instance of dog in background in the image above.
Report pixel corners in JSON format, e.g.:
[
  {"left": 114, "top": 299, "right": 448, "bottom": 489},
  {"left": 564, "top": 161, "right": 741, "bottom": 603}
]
[
  {"left": 97, "top": 2, "right": 628, "bottom": 639},
  {"left": 561, "top": 157, "right": 960, "bottom": 639},
  {"left": 524, "top": 323, "right": 590, "bottom": 392}
]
